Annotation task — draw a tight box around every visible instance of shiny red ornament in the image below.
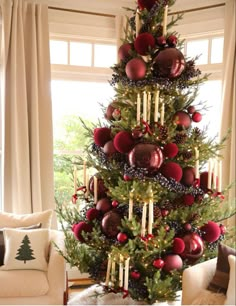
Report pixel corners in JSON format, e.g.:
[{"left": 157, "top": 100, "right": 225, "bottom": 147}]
[
  {"left": 86, "top": 208, "right": 100, "bottom": 221},
  {"left": 101, "top": 211, "right": 122, "bottom": 238},
  {"left": 182, "top": 194, "right": 195, "bottom": 206},
  {"left": 134, "top": 32, "right": 155, "bottom": 55},
  {"left": 118, "top": 43, "right": 132, "bottom": 61},
  {"left": 184, "top": 223, "right": 192, "bottom": 231},
  {"left": 117, "top": 232, "right": 128, "bottom": 243},
  {"left": 105, "top": 102, "right": 120, "bottom": 121},
  {"left": 173, "top": 111, "right": 192, "bottom": 130},
  {"left": 192, "top": 111, "right": 202, "bottom": 122},
  {"left": 112, "top": 200, "right": 119, "bottom": 208},
  {"left": 153, "top": 48, "right": 185, "bottom": 78},
  {"left": 181, "top": 233, "right": 204, "bottom": 261},
  {"left": 123, "top": 174, "right": 132, "bottom": 181},
  {"left": 167, "top": 35, "right": 178, "bottom": 47},
  {"left": 160, "top": 162, "right": 183, "bottom": 182},
  {"left": 89, "top": 175, "right": 108, "bottom": 199},
  {"left": 163, "top": 143, "right": 179, "bottom": 158},
  {"left": 138, "top": 0, "right": 157, "bottom": 11},
  {"left": 201, "top": 221, "right": 221, "bottom": 243},
  {"left": 181, "top": 167, "right": 195, "bottom": 186},
  {"left": 131, "top": 270, "right": 141, "bottom": 279},
  {"left": 156, "top": 35, "right": 167, "bottom": 47},
  {"left": 128, "top": 143, "right": 163, "bottom": 174},
  {"left": 103, "top": 140, "right": 117, "bottom": 156},
  {"left": 94, "top": 127, "right": 111, "bottom": 147},
  {"left": 187, "top": 105, "right": 196, "bottom": 114},
  {"left": 73, "top": 222, "right": 93, "bottom": 243},
  {"left": 163, "top": 254, "right": 183, "bottom": 272},
  {"left": 125, "top": 58, "right": 147, "bottom": 80},
  {"left": 153, "top": 258, "right": 165, "bottom": 269},
  {"left": 96, "top": 197, "right": 112, "bottom": 214},
  {"left": 173, "top": 237, "right": 185, "bottom": 254},
  {"left": 113, "top": 131, "right": 135, "bottom": 153}
]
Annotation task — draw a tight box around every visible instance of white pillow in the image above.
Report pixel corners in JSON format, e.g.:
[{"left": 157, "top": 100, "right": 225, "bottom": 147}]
[
  {"left": 224, "top": 255, "right": 236, "bottom": 305},
  {"left": 1, "top": 228, "right": 50, "bottom": 271}
]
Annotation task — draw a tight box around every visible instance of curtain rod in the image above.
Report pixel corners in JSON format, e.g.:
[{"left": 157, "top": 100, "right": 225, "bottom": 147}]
[{"left": 48, "top": 3, "right": 225, "bottom": 18}]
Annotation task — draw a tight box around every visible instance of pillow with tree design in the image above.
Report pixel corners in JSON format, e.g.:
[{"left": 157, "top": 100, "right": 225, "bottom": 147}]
[{"left": 0, "top": 228, "right": 49, "bottom": 271}]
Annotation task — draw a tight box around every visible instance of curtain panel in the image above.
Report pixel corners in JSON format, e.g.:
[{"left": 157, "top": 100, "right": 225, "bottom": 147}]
[{"left": 0, "top": 0, "right": 55, "bottom": 219}]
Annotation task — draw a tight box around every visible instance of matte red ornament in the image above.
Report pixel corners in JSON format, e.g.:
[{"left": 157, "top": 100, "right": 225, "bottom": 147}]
[
  {"left": 118, "top": 43, "right": 132, "bottom": 61},
  {"left": 125, "top": 58, "right": 147, "bottom": 80},
  {"left": 112, "top": 200, "right": 119, "bottom": 208},
  {"left": 153, "top": 258, "right": 165, "bottom": 269},
  {"left": 156, "top": 36, "right": 167, "bottom": 47},
  {"left": 153, "top": 48, "right": 185, "bottom": 78},
  {"left": 96, "top": 198, "right": 112, "bottom": 214},
  {"left": 134, "top": 32, "right": 155, "bottom": 55},
  {"left": 167, "top": 35, "right": 178, "bottom": 47},
  {"left": 103, "top": 140, "right": 117, "bottom": 156},
  {"left": 201, "top": 221, "right": 221, "bottom": 243},
  {"left": 86, "top": 208, "right": 100, "bottom": 221},
  {"left": 138, "top": 0, "right": 157, "bottom": 11},
  {"left": 160, "top": 162, "right": 183, "bottom": 182},
  {"left": 94, "top": 127, "right": 111, "bottom": 147},
  {"left": 163, "top": 254, "right": 183, "bottom": 272},
  {"left": 101, "top": 211, "right": 122, "bottom": 238},
  {"left": 131, "top": 270, "right": 141, "bottom": 279},
  {"left": 173, "top": 111, "right": 192, "bottom": 130},
  {"left": 73, "top": 222, "right": 93, "bottom": 243},
  {"left": 187, "top": 105, "right": 196, "bottom": 114},
  {"left": 173, "top": 237, "right": 185, "bottom": 254},
  {"left": 220, "top": 224, "right": 227, "bottom": 235},
  {"left": 182, "top": 194, "right": 195, "bottom": 206},
  {"left": 89, "top": 175, "right": 108, "bottom": 199},
  {"left": 181, "top": 167, "right": 195, "bottom": 186},
  {"left": 181, "top": 233, "right": 204, "bottom": 262},
  {"left": 117, "top": 232, "right": 128, "bottom": 243},
  {"left": 113, "top": 131, "right": 135, "bottom": 153},
  {"left": 192, "top": 111, "right": 202, "bottom": 122},
  {"left": 163, "top": 143, "right": 179, "bottom": 158}
]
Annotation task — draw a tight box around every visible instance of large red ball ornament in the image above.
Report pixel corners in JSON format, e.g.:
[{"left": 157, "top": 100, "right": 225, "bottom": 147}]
[
  {"left": 101, "top": 211, "right": 122, "bottom": 238},
  {"left": 163, "top": 143, "right": 179, "bottom": 158},
  {"left": 89, "top": 175, "right": 108, "bottom": 199},
  {"left": 181, "top": 167, "right": 195, "bottom": 187},
  {"left": 153, "top": 258, "right": 165, "bottom": 269},
  {"left": 173, "top": 111, "right": 192, "bottom": 130},
  {"left": 131, "top": 270, "right": 141, "bottom": 279},
  {"left": 163, "top": 254, "right": 183, "bottom": 272},
  {"left": 181, "top": 233, "right": 204, "bottom": 261},
  {"left": 128, "top": 143, "right": 163, "bottom": 173},
  {"left": 118, "top": 43, "right": 132, "bottom": 61},
  {"left": 117, "top": 232, "right": 128, "bottom": 243},
  {"left": 113, "top": 131, "right": 135, "bottom": 153},
  {"left": 182, "top": 194, "right": 195, "bottom": 206},
  {"left": 73, "top": 222, "right": 93, "bottom": 243},
  {"left": 160, "top": 162, "right": 183, "bottom": 182},
  {"left": 134, "top": 32, "right": 155, "bottom": 55},
  {"left": 201, "top": 221, "right": 221, "bottom": 243},
  {"left": 96, "top": 197, "right": 112, "bottom": 214},
  {"left": 173, "top": 237, "right": 185, "bottom": 254},
  {"left": 94, "top": 127, "right": 111, "bottom": 147},
  {"left": 153, "top": 48, "right": 185, "bottom": 78},
  {"left": 103, "top": 140, "right": 117, "bottom": 156},
  {"left": 192, "top": 111, "right": 202, "bottom": 122},
  {"left": 125, "top": 58, "right": 147, "bottom": 80},
  {"left": 86, "top": 208, "right": 100, "bottom": 221},
  {"left": 138, "top": 0, "right": 157, "bottom": 11}
]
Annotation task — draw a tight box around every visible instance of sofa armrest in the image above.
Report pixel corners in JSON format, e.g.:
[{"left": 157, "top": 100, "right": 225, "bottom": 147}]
[{"left": 182, "top": 258, "right": 217, "bottom": 305}]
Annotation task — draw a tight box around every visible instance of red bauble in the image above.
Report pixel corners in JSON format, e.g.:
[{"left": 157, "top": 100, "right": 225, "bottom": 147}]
[
  {"left": 160, "top": 162, "right": 183, "bottom": 182},
  {"left": 94, "top": 127, "right": 111, "bottom": 147},
  {"left": 163, "top": 143, "right": 179, "bottom": 158},
  {"left": 201, "top": 221, "right": 221, "bottom": 243},
  {"left": 89, "top": 175, "right": 108, "bottom": 199},
  {"left": 105, "top": 102, "right": 120, "bottom": 121},
  {"left": 153, "top": 48, "right": 185, "bottom": 78},
  {"left": 134, "top": 32, "right": 155, "bottom": 56},
  {"left": 192, "top": 111, "right": 202, "bottom": 122},
  {"left": 220, "top": 224, "right": 227, "bottom": 235},
  {"left": 125, "top": 58, "right": 146, "bottom": 80},
  {"left": 73, "top": 222, "right": 93, "bottom": 243},
  {"left": 156, "top": 36, "right": 167, "bottom": 47},
  {"left": 101, "top": 211, "right": 122, "bottom": 238},
  {"left": 131, "top": 270, "right": 141, "bottom": 279},
  {"left": 173, "top": 111, "right": 192, "bottom": 130},
  {"left": 163, "top": 254, "right": 183, "bottom": 272},
  {"left": 96, "top": 197, "right": 112, "bottom": 214},
  {"left": 182, "top": 194, "right": 195, "bottom": 206},
  {"left": 161, "top": 209, "right": 169, "bottom": 217},
  {"left": 138, "top": 0, "right": 157, "bottom": 11},
  {"left": 132, "top": 126, "right": 143, "bottom": 139},
  {"left": 173, "top": 237, "right": 185, "bottom": 254},
  {"left": 113, "top": 131, "right": 135, "bottom": 153},
  {"left": 181, "top": 233, "right": 204, "bottom": 261},
  {"left": 153, "top": 258, "right": 165, "bottom": 269},
  {"left": 184, "top": 223, "right": 192, "bottom": 231},
  {"left": 112, "top": 200, "right": 119, "bottom": 208},
  {"left": 123, "top": 174, "right": 132, "bottom": 181},
  {"left": 181, "top": 167, "right": 195, "bottom": 186},
  {"left": 167, "top": 35, "right": 178, "bottom": 47},
  {"left": 103, "top": 140, "right": 117, "bottom": 156},
  {"left": 187, "top": 105, "right": 196, "bottom": 114},
  {"left": 117, "top": 232, "right": 128, "bottom": 243},
  {"left": 128, "top": 143, "right": 163, "bottom": 174},
  {"left": 118, "top": 43, "right": 132, "bottom": 61},
  {"left": 86, "top": 208, "right": 100, "bottom": 221}
]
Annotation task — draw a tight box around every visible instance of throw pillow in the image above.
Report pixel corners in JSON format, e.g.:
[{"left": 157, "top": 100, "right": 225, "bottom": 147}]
[
  {"left": 1, "top": 228, "right": 50, "bottom": 271},
  {"left": 0, "top": 209, "right": 53, "bottom": 229},
  {"left": 0, "top": 223, "right": 42, "bottom": 266},
  {"left": 208, "top": 243, "right": 236, "bottom": 294},
  {"left": 224, "top": 255, "right": 236, "bottom": 305}
]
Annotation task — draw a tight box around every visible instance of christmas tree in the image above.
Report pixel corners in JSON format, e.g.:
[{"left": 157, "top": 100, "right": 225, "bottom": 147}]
[{"left": 56, "top": 0, "right": 235, "bottom": 304}]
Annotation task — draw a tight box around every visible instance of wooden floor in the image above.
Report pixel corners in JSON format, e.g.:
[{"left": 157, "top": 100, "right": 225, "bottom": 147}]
[{"left": 65, "top": 278, "right": 95, "bottom": 304}]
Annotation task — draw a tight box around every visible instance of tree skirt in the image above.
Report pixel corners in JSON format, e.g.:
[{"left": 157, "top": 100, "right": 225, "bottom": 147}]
[{"left": 68, "top": 284, "right": 182, "bottom": 305}]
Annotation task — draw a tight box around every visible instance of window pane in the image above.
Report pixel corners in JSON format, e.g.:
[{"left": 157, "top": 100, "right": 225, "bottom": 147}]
[
  {"left": 94, "top": 44, "right": 117, "bottom": 67},
  {"left": 70, "top": 42, "right": 92, "bottom": 66},
  {"left": 186, "top": 39, "right": 209, "bottom": 65},
  {"left": 211, "top": 37, "right": 224, "bottom": 63},
  {"left": 50, "top": 40, "right": 68, "bottom": 64}
]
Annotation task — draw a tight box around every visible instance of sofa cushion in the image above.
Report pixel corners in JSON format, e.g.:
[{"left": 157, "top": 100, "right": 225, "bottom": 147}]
[
  {"left": 0, "top": 270, "right": 49, "bottom": 297},
  {"left": 224, "top": 255, "right": 236, "bottom": 305}
]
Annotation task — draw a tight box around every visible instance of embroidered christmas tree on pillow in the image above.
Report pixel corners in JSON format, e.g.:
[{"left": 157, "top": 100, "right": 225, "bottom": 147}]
[{"left": 15, "top": 234, "right": 36, "bottom": 264}]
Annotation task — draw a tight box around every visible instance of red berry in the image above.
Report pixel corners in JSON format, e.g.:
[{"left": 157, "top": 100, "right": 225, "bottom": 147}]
[
  {"left": 124, "top": 174, "right": 132, "bottom": 181},
  {"left": 117, "top": 232, "right": 128, "bottom": 243},
  {"left": 192, "top": 111, "right": 202, "bottom": 122},
  {"left": 187, "top": 105, "right": 196, "bottom": 114},
  {"left": 131, "top": 270, "right": 141, "bottom": 279},
  {"left": 112, "top": 200, "right": 119, "bottom": 208},
  {"left": 153, "top": 258, "right": 165, "bottom": 269}
]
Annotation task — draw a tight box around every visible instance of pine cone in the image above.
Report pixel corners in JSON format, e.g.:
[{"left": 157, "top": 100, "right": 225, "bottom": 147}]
[
  {"left": 159, "top": 125, "right": 168, "bottom": 140},
  {"left": 174, "top": 132, "right": 187, "bottom": 144},
  {"left": 192, "top": 127, "right": 202, "bottom": 139},
  {"left": 182, "top": 150, "right": 193, "bottom": 160},
  {"left": 153, "top": 206, "right": 162, "bottom": 219},
  {"left": 160, "top": 200, "right": 173, "bottom": 210}
]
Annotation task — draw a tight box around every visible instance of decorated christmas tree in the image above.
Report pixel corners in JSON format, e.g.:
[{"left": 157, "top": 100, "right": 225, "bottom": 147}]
[{"left": 56, "top": 0, "right": 235, "bottom": 304}]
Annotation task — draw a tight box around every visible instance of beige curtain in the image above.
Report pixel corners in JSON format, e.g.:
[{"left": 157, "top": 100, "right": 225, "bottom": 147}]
[
  {"left": 220, "top": 0, "right": 236, "bottom": 226},
  {"left": 0, "top": 0, "right": 55, "bottom": 217}
]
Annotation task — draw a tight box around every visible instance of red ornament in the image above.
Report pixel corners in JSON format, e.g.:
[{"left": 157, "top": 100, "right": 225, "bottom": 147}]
[
  {"left": 220, "top": 224, "right": 227, "bottom": 235},
  {"left": 96, "top": 198, "right": 112, "bottom": 214},
  {"left": 125, "top": 58, "right": 147, "bottom": 80},
  {"left": 182, "top": 194, "right": 195, "bottom": 206},
  {"left": 184, "top": 223, "right": 192, "bottom": 231},
  {"left": 138, "top": 0, "right": 157, "bottom": 11},
  {"left": 163, "top": 254, "right": 183, "bottom": 272},
  {"left": 73, "top": 222, "right": 93, "bottom": 243},
  {"left": 173, "top": 237, "right": 185, "bottom": 254},
  {"left": 161, "top": 209, "right": 169, "bottom": 217},
  {"left": 181, "top": 233, "right": 204, "bottom": 261},
  {"left": 167, "top": 35, "right": 178, "bottom": 47},
  {"left": 192, "top": 111, "right": 202, "bottom": 122},
  {"left": 187, "top": 105, "right": 196, "bottom": 114},
  {"left": 131, "top": 270, "right": 141, "bottom": 279},
  {"left": 160, "top": 162, "right": 183, "bottom": 182},
  {"left": 134, "top": 32, "right": 155, "bottom": 55},
  {"left": 132, "top": 126, "right": 143, "bottom": 139},
  {"left": 173, "top": 111, "right": 192, "bottom": 130},
  {"left": 89, "top": 175, "right": 108, "bottom": 199},
  {"left": 101, "top": 211, "right": 122, "bottom": 238},
  {"left": 86, "top": 208, "right": 100, "bottom": 221},
  {"left": 201, "top": 221, "right": 221, "bottom": 243},
  {"left": 153, "top": 258, "right": 165, "bottom": 269},
  {"left": 163, "top": 143, "right": 179, "bottom": 158},
  {"left": 105, "top": 102, "right": 120, "bottom": 121},
  {"left": 103, "top": 140, "right": 117, "bottom": 156},
  {"left": 181, "top": 167, "right": 195, "bottom": 187},
  {"left": 156, "top": 36, "right": 167, "bottom": 47},
  {"left": 113, "top": 131, "right": 135, "bottom": 153},
  {"left": 112, "top": 200, "right": 119, "bottom": 208},
  {"left": 118, "top": 43, "right": 132, "bottom": 61},
  {"left": 117, "top": 232, "right": 128, "bottom": 243},
  {"left": 123, "top": 174, "right": 132, "bottom": 181},
  {"left": 153, "top": 48, "right": 185, "bottom": 78},
  {"left": 128, "top": 143, "right": 163, "bottom": 174},
  {"left": 94, "top": 127, "right": 111, "bottom": 147}
]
